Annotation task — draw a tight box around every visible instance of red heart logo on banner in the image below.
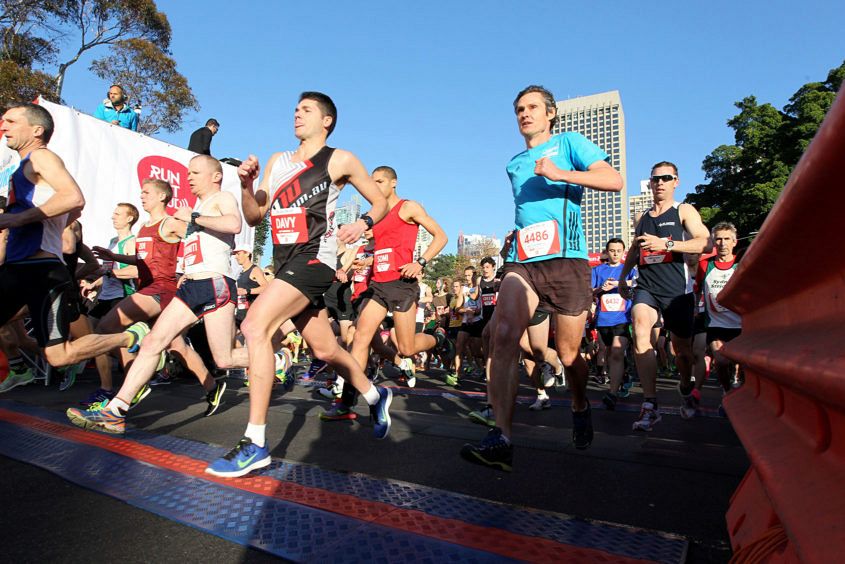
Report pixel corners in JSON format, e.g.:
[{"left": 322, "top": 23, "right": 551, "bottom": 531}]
[{"left": 136, "top": 156, "right": 195, "bottom": 214}]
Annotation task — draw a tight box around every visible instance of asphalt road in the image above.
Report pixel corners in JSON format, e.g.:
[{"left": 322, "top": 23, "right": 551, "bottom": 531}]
[{"left": 0, "top": 362, "right": 745, "bottom": 562}]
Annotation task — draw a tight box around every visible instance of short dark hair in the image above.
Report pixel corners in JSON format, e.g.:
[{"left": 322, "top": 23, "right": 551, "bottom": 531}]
[
  {"left": 0, "top": 195, "right": 7, "bottom": 210},
  {"left": 651, "top": 161, "right": 678, "bottom": 175},
  {"left": 12, "top": 102, "right": 54, "bottom": 144},
  {"left": 206, "top": 118, "right": 219, "bottom": 127},
  {"left": 464, "top": 265, "right": 476, "bottom": 273},
  {"left": 373, "top": 165, "right": 397, "bottom": 181},
  {"left": 143, "top": 178, "right": 173, "bottom": 205},
  {"left": 605, "top": 237, "right": 625, "bottom": 251},
  {"left": 480, "top": 256, "right": 496, "bottom": 267},
  {"left": 117, "top": 202, "right": 140, "bottom": 228},
  {"left": 299, "top": 91, "right": 337, "bottom": 137},
  {"left": 513, "top": 85, "right": 558, "bottom": 131}
]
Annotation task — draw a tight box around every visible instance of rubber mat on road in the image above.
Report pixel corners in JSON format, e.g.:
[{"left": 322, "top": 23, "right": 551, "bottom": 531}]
[{"left": 0, "top": 401, "right": 687, "bottom": 563}]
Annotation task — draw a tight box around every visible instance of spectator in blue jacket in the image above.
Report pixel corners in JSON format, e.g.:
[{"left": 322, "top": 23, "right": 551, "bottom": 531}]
[{"left": 94, "top": 85, "right": 139, "bottom": 131}]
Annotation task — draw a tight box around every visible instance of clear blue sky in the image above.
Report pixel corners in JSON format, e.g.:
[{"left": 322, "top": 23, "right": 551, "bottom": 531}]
[{"left": 58, "top": 0, "right": 845, "bottom": 260}]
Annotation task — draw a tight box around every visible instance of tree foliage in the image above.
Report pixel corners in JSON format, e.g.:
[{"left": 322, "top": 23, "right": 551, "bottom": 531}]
[
  {"left": 90, "top": 38, "right": 198, "bottom": 134},
  {"left": 253, "top": 212, "right": 269, "bottom": 263},
  {"left": 687, "top": 61, "right": 844, "bottom": 237},
  {"left": 0, "top": 0, "right": 196, "bottom": 133},
  {"left": 424, "top": 254, "right": 457, "bottom": 287}
]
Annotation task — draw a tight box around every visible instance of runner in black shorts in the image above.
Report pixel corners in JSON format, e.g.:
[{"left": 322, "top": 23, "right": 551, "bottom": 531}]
[
  {"left": 618, "top": 161, "right": 710, "bottom": 431},
  {"left": 205, "top": 92, "right": 391, "bottom": 478}
]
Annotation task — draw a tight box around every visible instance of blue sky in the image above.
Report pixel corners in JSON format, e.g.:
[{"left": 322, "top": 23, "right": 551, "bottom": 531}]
[{"left": 58, "top": 1, "right": 845, "bottom": 259}]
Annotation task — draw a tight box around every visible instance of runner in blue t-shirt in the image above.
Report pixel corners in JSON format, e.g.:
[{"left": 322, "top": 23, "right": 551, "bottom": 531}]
[
  {"left": 591, "top": 238, "right": 636, "bottom": 411},
  {"left": 461, "top": 85, "right": 623, "bottom": 472}
]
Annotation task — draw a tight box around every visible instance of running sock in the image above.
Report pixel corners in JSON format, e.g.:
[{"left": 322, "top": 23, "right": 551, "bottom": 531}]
[
  {"left": 362, "top": 384, "right": 380, "bottom": 406},
  {"left": 108, "top": 397, "right": 130, "bottom": 415},
  {"left": 334, "top": 375, "right": 345, "bottom": 388},
  {"left": 537, "top": 390, "right": 549, "bottom": 399},
  {"left": 245, "top": 423, "right": 266, "bottom": 448}
]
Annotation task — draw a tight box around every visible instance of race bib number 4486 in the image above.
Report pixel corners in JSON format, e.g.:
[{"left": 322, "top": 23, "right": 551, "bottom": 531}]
[{"left": 516, "top": 220, "right": 560, "bottom": 261}]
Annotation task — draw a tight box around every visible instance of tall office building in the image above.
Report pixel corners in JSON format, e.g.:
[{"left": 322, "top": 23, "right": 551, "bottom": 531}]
[
  {"left": 334, "top": 194, "right": 361, "bottom": 227},
  {"left": 414, "top": 226, "right": 434, "bottom": 261},
  {"left": 553, "top": 91, "right": 628, "bottom": 253},
  {"left": 629, "top": 179, "right": 653, "bottom": 243},
  {"left": 457, "top": 231, "right": 501, "bottom": 260}
]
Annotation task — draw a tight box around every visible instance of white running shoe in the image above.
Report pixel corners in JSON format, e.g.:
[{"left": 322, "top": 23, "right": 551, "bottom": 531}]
[
  {"left": 529, "top": 397, "right": 551, "bottom": 411},
  {"left": 632, "top": 402, "right": 662, "bottom": 431}
]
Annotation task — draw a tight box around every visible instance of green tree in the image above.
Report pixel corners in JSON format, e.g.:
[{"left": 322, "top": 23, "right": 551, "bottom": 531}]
[
  {"left": 425, "top": 253, "right": 456, "bottom": 287},
  {"left": 687, "top": 60, "right": 844, "bottom": 236},
  {"left": 0, "top": 0, "right": 197, "bottom": 133},
  {"left": 90, "top": 38, "right": 198, "bottom": 135},
  {"left": 252, "top": 212, "right": 269, "bottom": 263}
]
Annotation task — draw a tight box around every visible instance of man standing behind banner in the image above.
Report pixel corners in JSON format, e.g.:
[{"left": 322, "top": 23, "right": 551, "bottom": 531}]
[{"left": 94, "top": 85, "right": 138, "bottom": 131}]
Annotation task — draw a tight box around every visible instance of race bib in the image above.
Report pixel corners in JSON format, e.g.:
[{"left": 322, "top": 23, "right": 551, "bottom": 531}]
[
  {"left": 481, "top": 293, "right": 497, "bottom": 307},
  {"left": 600, "top": 293, "right": 626, "bottom": 312},
  {"left": 182, "top": 237, "right": 203, "bottom": 267},
  {"left": 136, "top": 237, "right": 152, "bottom": 260},
  {"left": 237, "top": 294, "right": 249, "bottom": 310},
  {"left": 102, "top": 260, "right": 114, "bottom": 272},
  {"left": 374, "top": 248, "right": 395, "bottom": 274},
  {"left": 640, "top": 248, "right": 674, "bottom": 265},
  {"left": 271, "top": 207, "right": 308, "bottom": 245},
  {"left": 516, "top": 220, "right": 560, "bottom": 261}
]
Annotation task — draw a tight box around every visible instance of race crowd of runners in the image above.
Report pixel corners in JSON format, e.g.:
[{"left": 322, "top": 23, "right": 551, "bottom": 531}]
[{"left": 0, "top": 85, "right": 743, "bottom": 475}]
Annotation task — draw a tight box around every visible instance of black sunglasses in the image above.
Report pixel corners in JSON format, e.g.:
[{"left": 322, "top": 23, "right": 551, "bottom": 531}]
[{"left": 650, "top": 174, "right": 677, "bottom": 183}]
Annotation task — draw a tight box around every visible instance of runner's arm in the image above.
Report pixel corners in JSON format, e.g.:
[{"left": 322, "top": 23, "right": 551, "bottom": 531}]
[
  {"left": 111, "top": 237, "right": 138, "bottom": 278},
  {"left": 239, "top": 153, "right": 278, "bottom": 226},
  {"left": 75, "top": 243, "right": 102, "bottom": 279},
  {"left": 535, "top": 158, "right": 623, "bottom": 192},
  {"left": 176, "top": 192, "right": 242, "bottom": 235},
  {"left": 398, "top": 200, "right": 448, "bottom": 278},
  {"left": 0, "top": 151, "right": 85, "bottom": 229},
  {"left": 248, "top": 266, "right": 269, "bottom": 296},
  {"left": 331, "top": 150, "right": 388, "bottom": 243}
]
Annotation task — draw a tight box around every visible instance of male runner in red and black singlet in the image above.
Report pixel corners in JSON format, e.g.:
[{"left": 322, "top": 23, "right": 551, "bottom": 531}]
[
  {"left": 205, "top": 92, "right": 389, "bottom": 478},
  {"left": 322, "top": 166, "right": 447, "bottom": 420}
]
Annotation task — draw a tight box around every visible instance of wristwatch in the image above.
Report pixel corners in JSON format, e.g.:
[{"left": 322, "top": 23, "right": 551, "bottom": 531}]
[
  {"left": 417, "top": 257, "right": 427, "bottom": 268},
  {"left": 359, "top": 214, "right": 374, "bottom": 229},
  {"left": 665, "top": 239, "right": 675, "bottom": 251},
  {"left": 190, "top": 211, "right": 201, "bottom": 226}
]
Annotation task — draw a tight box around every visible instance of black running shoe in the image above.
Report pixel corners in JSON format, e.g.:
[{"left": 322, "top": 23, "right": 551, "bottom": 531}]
[
  {"left": 460, "top": 427, "right": 513, "bottom": 472},
  {"left": 572, "top": 404, "right": 594, "bottom": 450},
  {"left": 601, "top": 392, "right": 618, "bottom": 411}
]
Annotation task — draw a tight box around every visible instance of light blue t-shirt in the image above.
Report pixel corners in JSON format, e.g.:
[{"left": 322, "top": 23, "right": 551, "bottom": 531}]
[
  {"left": 591, "top": 263, "right": 637, "bottom": 326},
  {"left": 505, "top": 133, "right": 608, "bottom": 263}
]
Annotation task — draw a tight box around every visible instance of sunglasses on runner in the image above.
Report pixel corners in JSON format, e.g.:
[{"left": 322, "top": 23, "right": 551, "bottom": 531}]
[{"left": 650, "top": 174, "right": 677, "bottom": 183}]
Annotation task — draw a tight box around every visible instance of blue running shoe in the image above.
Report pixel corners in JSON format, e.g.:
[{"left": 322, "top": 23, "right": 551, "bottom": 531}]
[
  {"left": 460, "top": 427, "right": 513, "bottom": 472},
  {"left": 302, "top": 359, "right": 327, "bottom": 380},
  {"left": 79, "top": 387, "right": 115, "bottom": 408},
  {"left": 370, "top": 386, "right": 392, "bottom": 439},
  {"left": 205, "top": 437, "right": 271, "bottom": 478}
]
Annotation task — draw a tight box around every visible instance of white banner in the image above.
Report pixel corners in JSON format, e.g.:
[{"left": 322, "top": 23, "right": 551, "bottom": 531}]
[{"left": 1, "top": 98, "right": 253, "bottom": 255}]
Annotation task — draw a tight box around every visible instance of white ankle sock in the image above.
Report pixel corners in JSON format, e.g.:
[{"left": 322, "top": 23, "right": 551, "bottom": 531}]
[
  {"left": 363, "top": 384, "right": 380, "bottom": 405},
  {"left": 245, "top": 423, "right": 266, "bottom": 447},
  {"left": 108, "top": 397, "right": 130, "bottom": 415}
]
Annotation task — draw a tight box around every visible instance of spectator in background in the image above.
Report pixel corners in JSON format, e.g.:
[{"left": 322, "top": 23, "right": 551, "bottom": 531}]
[
  {"left": 188, "top": 119, "right": 220, "bottom": 155},
  {"left": 94, "top": 85, "right": 138, "bottom": 131}
]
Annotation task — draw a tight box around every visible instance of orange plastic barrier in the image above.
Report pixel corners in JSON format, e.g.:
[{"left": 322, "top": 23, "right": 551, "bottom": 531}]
[{"left": 718, "top": 85, "right": 845, "bottom": 562}]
